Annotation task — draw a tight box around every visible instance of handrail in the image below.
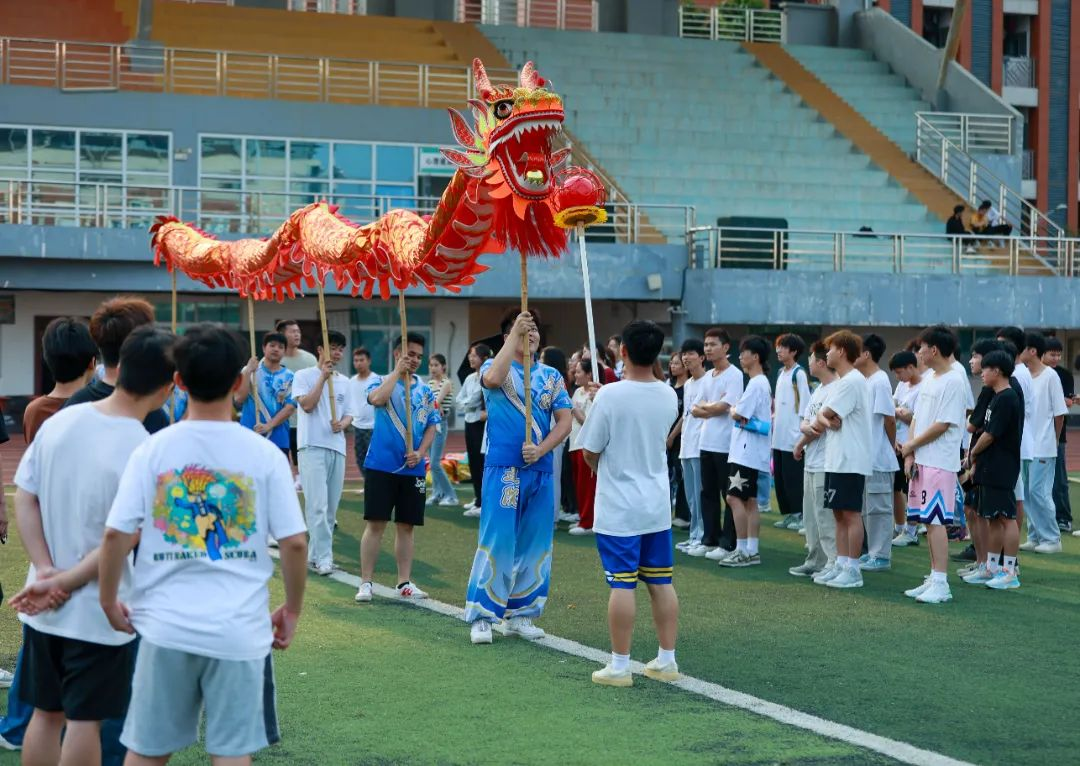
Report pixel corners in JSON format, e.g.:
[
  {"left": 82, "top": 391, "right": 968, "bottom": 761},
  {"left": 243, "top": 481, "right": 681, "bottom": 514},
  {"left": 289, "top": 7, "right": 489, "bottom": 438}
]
[
  {"left": 686, "top": 225, "right": 1077, "bottom": 278},
  {"left": 1002, "top": 56, "right": 1035, "bottom": 88},
  {"left": 677, "top": 6, "right": 785, "bottom": 43},
  {"left": 916, "top": 111, "right": 1013, "bottom": 154},
  {"left": 455, "top": 0, "right": 599, "bottom": 31},
  {"left": 0, "top": 179, "right": 690, "bottom": 245},
  {"left": 915, "top": 114, "right": 1062, "bottom": 242}
]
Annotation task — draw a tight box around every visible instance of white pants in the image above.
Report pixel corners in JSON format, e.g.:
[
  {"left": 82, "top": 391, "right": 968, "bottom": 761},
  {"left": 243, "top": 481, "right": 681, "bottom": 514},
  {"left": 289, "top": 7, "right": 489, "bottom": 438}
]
[
  {"left": 862, "top": 470, "right": 894, "bottom": 561},
  {"left": 802, "top": 471, "right": 834, "bottom": 569},
  {"left": 298, "top": 446, "right": 345, "bottom": 568}
]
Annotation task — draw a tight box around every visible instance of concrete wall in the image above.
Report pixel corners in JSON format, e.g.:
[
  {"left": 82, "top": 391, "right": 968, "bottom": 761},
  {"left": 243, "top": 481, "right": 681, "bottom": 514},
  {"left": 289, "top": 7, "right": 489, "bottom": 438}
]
[{"left": 783, "top": 3, "right": 837, "bottom": 47}]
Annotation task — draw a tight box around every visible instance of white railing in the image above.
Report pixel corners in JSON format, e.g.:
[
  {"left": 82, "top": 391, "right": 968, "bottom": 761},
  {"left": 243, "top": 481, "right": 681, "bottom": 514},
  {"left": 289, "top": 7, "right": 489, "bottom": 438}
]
[
  {"left": 916, "top": 112, "right": 1013, "bottom": 154},
  {"left": 915, "top": 114, "right": 1061, "bottom": 241},
  {"left": 0, "top": 37, "right": 516, "bottom": 106},
  {"left": 1003, "top": 56, "right": 1035, "bottom": 88},
  {"left": 678, "top": 6, "right": 785, "bottom": 43},
  {"left": 287, "top": 0, "right": 367, "bottom": 12},
  {"left": 456, "top": 0, "right": 598, "bottom": 31},
  {"left": 686, "top": 226, "right": 1078, "bottom": 278},
  {"left": 0, "top": 179, "right": 691, "bottom": 245},
  {"left": 1022, "top": 149, "right": 1035, "bottom": 181}
]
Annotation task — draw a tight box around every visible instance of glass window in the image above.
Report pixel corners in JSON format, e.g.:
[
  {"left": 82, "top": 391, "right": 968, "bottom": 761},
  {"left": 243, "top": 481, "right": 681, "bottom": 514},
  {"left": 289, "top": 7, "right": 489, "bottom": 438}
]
[
  {"left": 81, "top": 132, "right": 123, "bottom": 172},
  {"left": 201, "top": 136, "right": 243, "bottom": 176},
  {"left": 290, "top": 141, "right": 330, "bottom": 180},
  {"left": 127, "top": 133, "right": 170, "bottom": 174},
  {"left": 333, "top": 143, "right": 372, "bottom": 181},
  {"left": 246, "top": 139, "right": 287, "bottom": 177},
  {"left": 375, "top": 144, "right": 415, "bottom": 183},
  {"left": 31, "top": 130, "right": 77, "bottom": 168},
  {"left": 0, "top": 128, "right": 28, "bottom": 170}
]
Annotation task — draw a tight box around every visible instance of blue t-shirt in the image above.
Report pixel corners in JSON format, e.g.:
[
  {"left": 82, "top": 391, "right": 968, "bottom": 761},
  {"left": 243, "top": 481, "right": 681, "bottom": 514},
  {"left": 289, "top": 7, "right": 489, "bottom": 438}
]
[
  {"left": 239, "top": 363, "right": 296, "bottom": 449},
  {"left": 364, "top": 375, "right": 442, "bottom": 477},
  {"left": 162, "top": 389, "right": 188, "bottom": 423},
  {"left": 481, "top": 358, "right": 572, "bottom": 474}
]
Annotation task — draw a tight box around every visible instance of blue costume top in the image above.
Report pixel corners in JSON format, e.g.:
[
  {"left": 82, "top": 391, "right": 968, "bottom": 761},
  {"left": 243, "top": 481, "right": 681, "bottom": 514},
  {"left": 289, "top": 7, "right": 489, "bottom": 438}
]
[
  {"left": 239, "top": 363, "right": 296, "bottom": 449},
  {"left": 364, "top": 374, "right": 441, "bottom": 477},
  {"left": 480, "top": 358, "right": 572, "bottom": 474},
  {"left": 162, "top": 389, "right": 188, "bottom": 423}
]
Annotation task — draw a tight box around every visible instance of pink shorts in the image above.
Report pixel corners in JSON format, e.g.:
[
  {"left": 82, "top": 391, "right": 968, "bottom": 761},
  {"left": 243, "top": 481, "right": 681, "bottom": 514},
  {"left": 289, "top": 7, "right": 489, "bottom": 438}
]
[{"left": 906, "top": 465, "right": 957, "bottom": 526}]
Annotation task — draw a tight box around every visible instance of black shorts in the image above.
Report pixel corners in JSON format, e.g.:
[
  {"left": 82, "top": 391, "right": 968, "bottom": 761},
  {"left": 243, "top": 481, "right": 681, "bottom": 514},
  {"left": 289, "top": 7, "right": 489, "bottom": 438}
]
[
  {"left": 22, "top": 625, "right": 135, "bottom": 720},
  {"left": 977, "top": 485, "right": 1017, "bottom": 520},
  {"left": 364, "top": 468, "right": 426, "bottom": 526},
  {"left": 289, "top": 427, "right": 299, "bottom": 464},
  {"left": 725, "top": 462, "right": 759, "bottom": 502},
  {"left": 893, "top": 469, "right": 909, "bottom": 494},
  {"left": 824, "top": 472, "right": 865, "bottom": 512}
]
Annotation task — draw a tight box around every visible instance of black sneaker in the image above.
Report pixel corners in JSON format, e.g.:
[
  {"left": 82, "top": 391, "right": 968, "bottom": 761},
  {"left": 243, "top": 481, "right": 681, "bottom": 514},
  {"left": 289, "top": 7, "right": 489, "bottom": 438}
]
[{"left": 951, "top": 543, "right": 976, "bottom": 561}]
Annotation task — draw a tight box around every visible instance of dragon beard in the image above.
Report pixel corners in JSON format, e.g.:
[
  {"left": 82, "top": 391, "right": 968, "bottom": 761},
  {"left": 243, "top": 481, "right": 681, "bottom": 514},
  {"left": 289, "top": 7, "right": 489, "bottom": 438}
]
[{"left": 491, "top": 197, "right": 567, "bottom": 259}]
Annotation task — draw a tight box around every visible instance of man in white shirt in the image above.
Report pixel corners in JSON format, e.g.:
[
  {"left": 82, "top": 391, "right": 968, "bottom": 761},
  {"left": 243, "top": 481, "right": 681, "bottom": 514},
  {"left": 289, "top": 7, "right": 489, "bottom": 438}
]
[
  {"left": 693, "top": 328, "right": 743, "bottom": 559},
  {"left": 772, "top": 334, "right": 811, "bottom": 531},
  {"left": 889, "top": 350, "right": 923, "bottom": 546},
  {"left": 996, "top": 326, "right": 1034, "bottom": 526},
  {"left": 855, "top": 334, "right": 899, "bottom": 572},
  {"left": 815, "top": 331, "right": 873, "bottom": 589},
  {"left": 901, "top": 325, "right": 970, "bottom": 604},
  {"left": 9, "top": 328, "right": 176, "bottom": 766},
  {"left": 677, "top": 339, "right": 708, "bottom": 554},
  {"left": 791, "top": 342, "right": 837, "bottom": 578},
  {"left": 580, "top": 321, "right": 680, "bottom": 688},
  {"left": 1020, "top": 332, "right": 1066, "bottom": 552},
  {"left": 349, "top": 346, "right": 380, "bottom": 486},
  {"left": 292, "top": 330, "right": 355, "bottom": 575},
  {"left": 277, "top": 319, "right": 319, "bottom": 478}
]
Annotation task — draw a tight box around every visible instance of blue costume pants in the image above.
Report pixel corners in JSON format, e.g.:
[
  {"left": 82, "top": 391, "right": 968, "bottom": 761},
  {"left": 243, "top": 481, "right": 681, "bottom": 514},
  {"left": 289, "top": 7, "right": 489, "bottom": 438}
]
[{"left": 464, "top": 465, "right": 554, "bottom": 624}]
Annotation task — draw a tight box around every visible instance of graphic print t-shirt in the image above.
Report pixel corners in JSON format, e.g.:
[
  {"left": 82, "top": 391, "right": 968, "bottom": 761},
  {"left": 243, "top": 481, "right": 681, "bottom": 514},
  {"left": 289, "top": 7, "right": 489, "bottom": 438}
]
[
  {"left": 106, "top": 420, "right": 307, "bottom": 661},
  {"left": 481, "top": 358, "right": 572, "bottom": 474},
  {"left": 364, "top": 375, "right": 441, "bottom": 478},
  {"left": 239, "top": 363, "right": 296, "bottom": 449}
]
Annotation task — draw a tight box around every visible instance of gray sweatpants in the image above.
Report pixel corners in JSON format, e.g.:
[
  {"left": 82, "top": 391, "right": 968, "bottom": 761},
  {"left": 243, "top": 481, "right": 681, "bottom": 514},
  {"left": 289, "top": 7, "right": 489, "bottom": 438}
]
[
  {"left": 801, "top": 470, "right": 835, "bottom": 570},
  {"left": 862, "top": 470, "right": 894, "bottom": 561},
  {"left": 298, "top": 446, "right": 345, "bottom": 569}
]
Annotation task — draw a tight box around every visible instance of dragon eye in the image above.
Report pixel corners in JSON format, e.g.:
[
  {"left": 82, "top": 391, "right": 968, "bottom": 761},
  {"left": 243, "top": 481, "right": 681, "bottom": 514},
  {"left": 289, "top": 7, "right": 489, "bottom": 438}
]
[{"left": 493, "top": 100, "right": 513, "bottom": 120}]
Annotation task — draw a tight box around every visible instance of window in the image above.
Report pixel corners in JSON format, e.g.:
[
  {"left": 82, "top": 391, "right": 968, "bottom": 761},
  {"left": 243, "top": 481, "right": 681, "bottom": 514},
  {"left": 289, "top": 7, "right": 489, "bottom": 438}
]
[
  {"left": 154, "top": 300, "right": 241, "bottom": 330},
  {"left": 0, "top": 125, "right": 172, "bottom": 228}
]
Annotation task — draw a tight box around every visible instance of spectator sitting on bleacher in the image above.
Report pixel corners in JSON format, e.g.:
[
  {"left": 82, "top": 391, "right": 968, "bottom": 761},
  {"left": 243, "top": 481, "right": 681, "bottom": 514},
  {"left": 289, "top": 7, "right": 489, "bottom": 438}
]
[
  {"left": 946, "top": 205, "right": 968, "bottom": 236},
  {"left": 971, "top": 200, "right": 1013, "bottom": 241}
]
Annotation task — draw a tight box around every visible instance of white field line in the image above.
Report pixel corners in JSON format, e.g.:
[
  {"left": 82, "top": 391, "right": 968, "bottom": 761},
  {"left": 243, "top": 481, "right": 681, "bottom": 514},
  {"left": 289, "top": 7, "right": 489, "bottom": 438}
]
[{"left": 294, "top": 558, "right": 978, "bottom": 766}]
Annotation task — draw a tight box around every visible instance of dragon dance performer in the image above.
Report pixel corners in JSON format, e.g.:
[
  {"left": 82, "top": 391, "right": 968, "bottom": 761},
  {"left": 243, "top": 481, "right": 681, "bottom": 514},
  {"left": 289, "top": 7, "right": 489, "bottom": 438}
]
[{"left": 465, "top": 309, "right": 572, "bottom": 645}]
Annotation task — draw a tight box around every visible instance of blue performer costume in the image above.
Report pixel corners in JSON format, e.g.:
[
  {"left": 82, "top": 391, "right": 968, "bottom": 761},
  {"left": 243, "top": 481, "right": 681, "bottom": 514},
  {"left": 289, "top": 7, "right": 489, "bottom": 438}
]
[{"left": 464, "top": 357, "right": 572, "bottom": 625}]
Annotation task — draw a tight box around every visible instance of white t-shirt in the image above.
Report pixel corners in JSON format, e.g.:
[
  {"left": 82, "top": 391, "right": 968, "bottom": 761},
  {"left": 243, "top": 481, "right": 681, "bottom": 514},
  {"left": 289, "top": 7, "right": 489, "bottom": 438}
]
[
  {"left": 867, "top": 369, "right": 900, "bottom": 473},
  {"left": 802, "top": 381, "right": 832, "bottom": 472},
  {"left": 894, "top": 379, "right": 922, "bottom": 445},
  {"left": 772, "top": 364, "right": 811, "bottom": 452},
  {"left": 578, "top": 380, "right": 679, "bottom": 536},
  {"left": 698, "top": 364, "right": 744, "bottom": 454},
  {"left": 728, "top": 373, "right": 772, "bottom": 472},
  {"left": 823, "top": 368, "right": 873, "bottom": 476},
  {"left": 678, "top": 374, "right": 707, "bottom": 460},
  {"left": 105, "top": 420, "right": 307, "bottom": 662},
  {"left": 951, "top": 359, "right": 976, "bottom": 449},
  {"left": 1012, "top": 362, "right": 1036, "bottom": 460},
  {"left": 349, "top": 373, "right": 380, "bottom": 429},
  {"left": 911, "top": 367, "right": 968, "bottom": 472},
  {"left": 292, "top": 367, "right": 354, "bottom": 455},
  {"left": 569, "top": 386, "right": 593, "bottom": 451},
  {"left": 1029, "top": 366, "right": 1067, "bottom": 459},
  {"left": 14, "top": 404, "right": 146, "bottom": 646}
]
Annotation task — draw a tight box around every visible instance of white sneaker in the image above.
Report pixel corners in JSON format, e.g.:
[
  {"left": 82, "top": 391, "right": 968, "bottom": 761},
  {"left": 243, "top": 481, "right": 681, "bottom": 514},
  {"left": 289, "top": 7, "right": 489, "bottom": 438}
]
[
  {"left": 268, "top": 535, "right": 279, "bottom": 549},
  {"left": 438, "top": 497, "right": 459, "bottom": 507},
  {"left": 812, "top": 565, "right": 840, "bottom": 584},
  {"left": 705, "top": 547, "right": 733, "bottom": 561},
  {"left": 568, "top": 525, "right": 593, "bottom": 536},
  {"left": 463, "top": 501, "right": 476, "bottom": 511},
  {"left": 504, "top": 616, "right": 545, "bottom": 640},
  {"left": 717, "top": 550, "right": 760, "bottom": 567},
  {"left": 0, "top": 669, "right": 13, "bottom": 689},
  {"left": 354, "top": 582, "right": 373, "bottom": 603},
  {"left": 826, "top": 566, "right": 864, "bottom": 589},
  {"left": 686, "top": 544, "right": 709, "bottom": 557},
  {"left": 470, "top": 620, "right": 493, "bottom": 644},
  {"left": 1033, "top": 540, "right": 1062, "bottom": 554},
  {"left": 463, "top": 507, "right": 481, "bottom": 518},
  {"left": 643, "top": 658, "right": 680, "bottom": 682},
  {"left": 1018, "top": 540, "right": 1037, "bottom": 551},
  {"left": 904, "top": 576, "right": 933, "bottom": 598},
  {"left": 558, "top": 511, "right": 580, "bottom": 523},
  {"left": 315, "top": 563, "right": 334, "bottom": 576},
  {"left": 675, "top": 540, "right": 695, "bottom": 551},
  {"left": 671, "top": 518, "right": 690, "bottom": 529},
  {"left": 915, "top": 580, "right": 953, "bottom": 604},
  {"left": 892, "top": 530, "right": 919, "bottom": 547},
  {"left": 397, "top": 582, "right": 428, "bottom": 599},
  {"left": 788, "top": 562, "right": 818, "bottom": 577},
  {"left": 592, "top": 663, "right": 633, "bottom": 687},
  {"left": 0, "top": 732, "right": 18, "bottom": 751}
]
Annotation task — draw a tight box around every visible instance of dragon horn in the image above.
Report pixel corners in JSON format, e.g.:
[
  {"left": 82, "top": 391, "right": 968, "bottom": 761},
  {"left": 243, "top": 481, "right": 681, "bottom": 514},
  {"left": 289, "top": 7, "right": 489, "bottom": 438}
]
[
  {"left": 472, "top": 58, "right": 493, "bottom": 99},
  {"left": 447, "top": 108, "right": 478, "bottom": 149},
  {"left": 519, "top": 61, "right": 545, "bottom": 89}
]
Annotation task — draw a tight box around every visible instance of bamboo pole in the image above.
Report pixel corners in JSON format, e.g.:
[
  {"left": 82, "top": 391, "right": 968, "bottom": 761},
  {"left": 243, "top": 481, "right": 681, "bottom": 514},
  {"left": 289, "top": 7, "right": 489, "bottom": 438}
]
[
  {"left": 521, "top": 252, "right": 532, "bottom": 444},
  {"left": 247, "top": 296, "right": 261, "bottom": 426},
  {"left": 170, "top": 267, "right": 177, "bottom": 333},
  {"left": 316, "top": 279, "right": 337, "bottom": 423},
  {"left": 398, "top": 289, "right": 413, "bottom": 450},
  {"left": 577, "top": 221, "right": 600, "bottom": 385}
]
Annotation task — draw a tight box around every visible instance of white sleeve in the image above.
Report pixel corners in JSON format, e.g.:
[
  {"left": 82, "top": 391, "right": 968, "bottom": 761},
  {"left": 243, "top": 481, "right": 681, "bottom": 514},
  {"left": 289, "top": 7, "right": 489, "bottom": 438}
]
[
  {"left": 266, "top": 452, "right": 307, "bottom": 539},
  {"left": 291, "top": 369, "right": 313, "bottom": 398},
  {"left": 105, "top": 445, "right": 152, "bottom": 534},
  {"left": 796, "top": 368, "right": 812, "bottom": 418},
  {"left": 872, "top": 379, "right": 894, "bottom": 417},
  {"left": 722, "top": 370, "right": 743, "bottom": 405},
  {"left": 12, "top": 436, "right": 39, "bottom": 495},
  {"left": 1050, "top": 374, "right": 1068, "bottom": 417},
  {"left": 577, "top": 390, "right": 611, "bottom": 455}
]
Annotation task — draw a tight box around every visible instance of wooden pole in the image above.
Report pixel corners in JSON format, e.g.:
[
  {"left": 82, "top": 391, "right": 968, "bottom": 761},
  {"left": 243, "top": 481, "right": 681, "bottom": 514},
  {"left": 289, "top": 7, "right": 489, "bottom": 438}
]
[
  {"left": 316, "top": 278, "right": 337, "bottom": 423},
  {"left": 398, "top": 289, "right": 413, "bottom": 451},
  {"left": 247, "top": 296, "right": 260, "bottom": 426},
  {"left": 170, "top": 267, "right": 177, "bottom": 333},
  {"left": 577, "top": 221, "right": 600, "bottom": 385},
  {"left": 521, "top": 252, "right": 533, "bottom": 445}
]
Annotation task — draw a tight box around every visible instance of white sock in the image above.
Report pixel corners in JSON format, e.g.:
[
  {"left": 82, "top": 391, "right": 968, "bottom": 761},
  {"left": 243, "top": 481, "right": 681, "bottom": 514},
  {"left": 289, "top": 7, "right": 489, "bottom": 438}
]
[
  {"left": 931, "top": 570, "right": 947, "bottom": 584},
  {"left": 747, "top": 537, "right": 759, "bottom": 555},
  {"left": 736, "top": 538, "right": 748, "bottom": 554},
  {"left": 904, "top": 524, "right": 918, "bottom": 535},
  {"left": 837, "top": 556, "right": 849, "bottom": 569},
  {"left": 611, "top": 652, "right": 630, "bottom": 673},
  {"left": 1003, "top": 555, "right": 1017, "bottom": 573},
  {"left": 657, "top": 647, "right": 676, "bottom": 666}
]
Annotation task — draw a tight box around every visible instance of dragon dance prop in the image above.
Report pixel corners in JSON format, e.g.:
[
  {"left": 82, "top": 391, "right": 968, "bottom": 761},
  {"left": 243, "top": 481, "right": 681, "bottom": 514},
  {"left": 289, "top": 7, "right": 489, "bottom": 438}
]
[{"left": 151, "top": 58, "right": 587, "bottom": 442}]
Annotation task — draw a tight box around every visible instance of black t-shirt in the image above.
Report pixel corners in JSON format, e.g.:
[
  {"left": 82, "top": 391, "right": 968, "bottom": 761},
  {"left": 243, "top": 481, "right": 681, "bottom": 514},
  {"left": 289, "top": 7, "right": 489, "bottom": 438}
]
[
  {"left": 974, "top": 386, "right": 1022, "bottom": 490},
  {"left": 1054, "top": 365, "right": 1073, "bottom": 444},
  {"left": 64, "top": 378, "right": 170, "bottom": 434}
]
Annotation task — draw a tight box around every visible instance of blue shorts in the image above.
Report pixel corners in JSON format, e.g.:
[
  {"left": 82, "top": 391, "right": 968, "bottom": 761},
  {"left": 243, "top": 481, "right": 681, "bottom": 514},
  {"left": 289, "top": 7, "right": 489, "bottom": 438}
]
[{"left": 595, "top": 529, "right": 674, "bottom": 590}]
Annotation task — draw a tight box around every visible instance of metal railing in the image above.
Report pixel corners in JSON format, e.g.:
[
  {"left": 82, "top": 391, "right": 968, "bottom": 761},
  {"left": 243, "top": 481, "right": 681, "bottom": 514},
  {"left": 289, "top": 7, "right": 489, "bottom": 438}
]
[
  {"left": 456, "top": 0, "right": 598, "bottom": 31},
  {"left": 915, "top": 114, "right": 1061, "bottom": 241},
  {"left": 0, "top": 37, "right": 516, "bottom": 107},
  {"left": 1003, "top": 56, "right": 1035, "bottom": 88},
  {"left": 686, "top": 226, "right": 1078, "bottom": 277},
  {"left": 1022, "top": 149, "right": 1035, "bottom": 182},
  {"left": 0, "top": 179, "right": 690, "bottom": 245},
  {"left": 677, "top": 6, "right": 785, "bottom": 43},
  {"left": 287, "top": 0, "right": 367, "bottom": 12},
  {"left": 916, "top": 112, "right": 1013, "bottom": 154}
]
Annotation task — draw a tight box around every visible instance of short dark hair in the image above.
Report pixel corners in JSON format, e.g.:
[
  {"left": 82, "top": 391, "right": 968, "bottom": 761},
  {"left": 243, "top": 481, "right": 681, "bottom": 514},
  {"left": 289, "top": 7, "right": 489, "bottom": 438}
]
[
  {"left": 275, "top": 319, "right": 299, "bottom": 332},
  {"left": 824, "top": 330, "right": 862, "bottom": 364},
  {"left": 980, "top": 350, "right": 1015, "bottom": 378},
  {"left": 953, "top": 204, "right": 965, "bottom": 215},
  {"left": 995, "top": 326, "right": 1025, "bottom": 354},
  {"left": 704, "top": 327, "right": 731, "bottom": 346},
  {"left": 472, "top": 343, "right": 492, "bottom": 360},
  {"left": 739, "top": 335, "right": 771, "bottom": 371},
  {"left": 262, "top": 331, "right": 287, "bottom": 348},
  {"left": 41, "top": 317, "right": 97, "bottom": 383},
  {"left": 353, "top": 346, "right": 370, "bottom": 359},
  {"left": 431, "top": 353, "right": 447, "bottom": 367},
  {"left": 1024, "top": 331, "right": 1047, "bottom": 357},
  {"left": 393, "top": 332, "right": 426, "bottom": 351},
  {"left": 622, "top": 320, "right": 665, "bottom": 367},
  {"left": 774, "top": 333, "right": 806, "bottom": 357},
  {"left": 174, "top": 324, "right": 245, "bottom": 403},
  {"left": 918, "top": 324, "right": 958, "bottom": 358},
  {"left": 861, "top": 333, "right": 886, "bottom": 364},
  {"left": 888, "top": 350, "right": 917, "bottom": 370},
  {"left": 577, "top": 357, "right": 593, "bottom": 376},
  {"left": 541, "top": 346, "right": 568, "bottom": 381},
  {"left": 116, "top": 327, "right": 176, "bottom": 397},
  {"left": 809, "top": 341, "right": 828, "bottom": 363},
  {"left": 998, "top": 340, "right": 1018, "bottom": 360},
  {"left": 680, "top": 338, "right": 705, "bottom": 356},
  {"left": 972, "top": 339, "right": 1003, "bottom": 357},
  {"left": 979, "top": 200, "right": 992, "bottom": 211},
  {"left": 89, "top": 297, "right": 155, "bottom": 368},
  {"left": 321, "top": 330, "right": 348, "bottom": 349},
  {"left": 607, "top": 334, "right": 622, "bottom": 345},
  {"left": 500, "top": 307, "right": 543, "bottom": 337},
  {"left": 1045, "top": 336, "right": 1063, "bottom": 353}
]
